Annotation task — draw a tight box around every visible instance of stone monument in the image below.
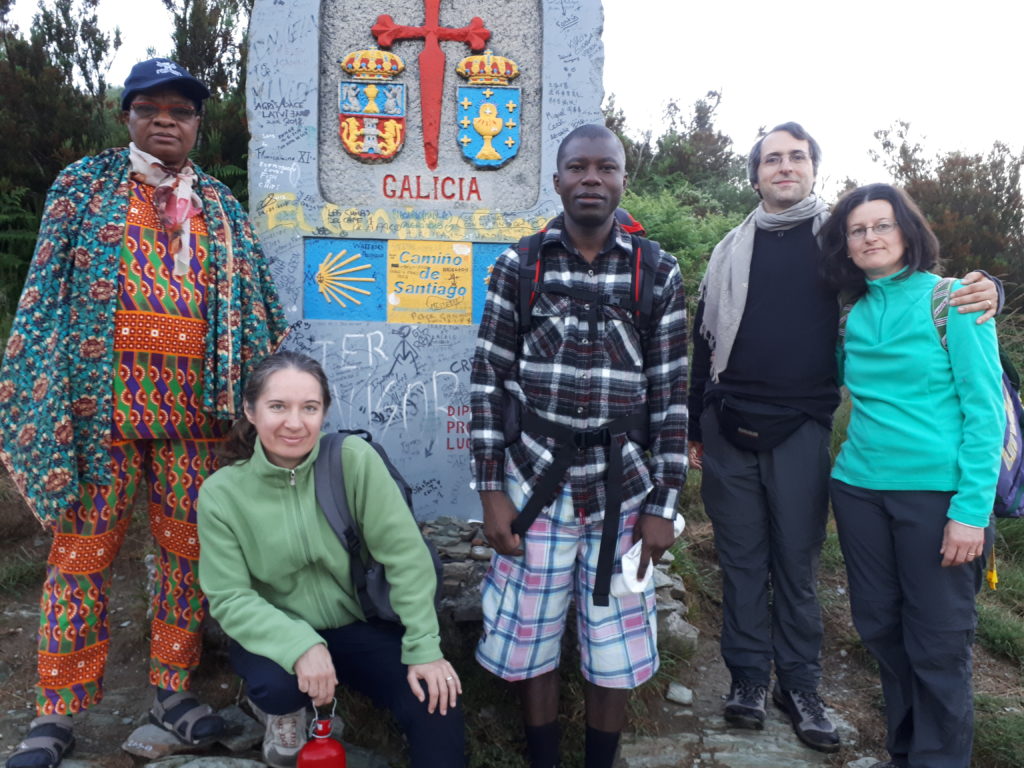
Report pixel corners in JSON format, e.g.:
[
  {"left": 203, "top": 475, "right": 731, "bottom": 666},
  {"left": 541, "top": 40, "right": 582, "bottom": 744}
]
[{"left": 247, "top": 0, "right": 606, "bottom": 518}]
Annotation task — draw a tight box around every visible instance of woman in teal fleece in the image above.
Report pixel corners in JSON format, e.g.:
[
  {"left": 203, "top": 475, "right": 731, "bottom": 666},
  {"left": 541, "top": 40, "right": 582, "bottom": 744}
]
[
  {"left": 197, "top": 351, "right": 464, "bottom": 768},
  {"left": 821, "top": 184, "right": 1003, "bottom": 768}
]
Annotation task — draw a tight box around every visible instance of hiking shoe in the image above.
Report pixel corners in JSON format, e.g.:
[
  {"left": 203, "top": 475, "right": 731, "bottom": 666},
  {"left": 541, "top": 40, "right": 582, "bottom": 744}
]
[
  {"left": 249, "top": 700, "right": 307, "bottom": 768},
  {"left": 772, "top": 686, "right": 840, "bottom": 753},
  {"left": 723, "top": 679, "right": 768, "bottom": 729}
]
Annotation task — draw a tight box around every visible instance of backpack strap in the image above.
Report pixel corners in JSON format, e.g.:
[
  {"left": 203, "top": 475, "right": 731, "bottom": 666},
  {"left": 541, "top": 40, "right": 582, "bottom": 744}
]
[
  {"left": 931, "top": 277, "right": 956, "bottom": 350},
  {"left": 631, "top": 234, "right": 660, "bottom": 335},
  {"left": 516, "top": 232, "right": 545, "bottom": 336},
  {"left": 837, "top": 291, "right": 859, "bottom": 348},
  {"left": 313, "top": 430, "right": 377, "bottom": 618}
]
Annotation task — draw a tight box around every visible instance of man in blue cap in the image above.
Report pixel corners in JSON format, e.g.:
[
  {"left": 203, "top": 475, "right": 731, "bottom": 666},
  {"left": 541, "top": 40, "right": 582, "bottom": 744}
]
[{"left": 2, "top": 58, "right": 287, "bottom": 768}]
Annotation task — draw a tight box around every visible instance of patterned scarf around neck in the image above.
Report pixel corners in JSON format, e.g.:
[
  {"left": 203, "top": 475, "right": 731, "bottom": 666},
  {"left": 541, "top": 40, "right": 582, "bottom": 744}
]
[
  {"left": 698, "top": 194, "right": 831, "bottom": 381},
  {"left": 128, "top": 142, "right": 202, "bottom": 276}
]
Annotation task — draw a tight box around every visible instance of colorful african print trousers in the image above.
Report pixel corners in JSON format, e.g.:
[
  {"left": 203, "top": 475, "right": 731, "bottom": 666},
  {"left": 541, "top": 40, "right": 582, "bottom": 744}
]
[{"left": 35, "top": 438, "right": 219, "bottom": 715}]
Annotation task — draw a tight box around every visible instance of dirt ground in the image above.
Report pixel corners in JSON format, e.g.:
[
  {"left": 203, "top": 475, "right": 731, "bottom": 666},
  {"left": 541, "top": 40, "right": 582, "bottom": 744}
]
[{"left": 1, "top": 488, "right": 1020, "bottom": 767}]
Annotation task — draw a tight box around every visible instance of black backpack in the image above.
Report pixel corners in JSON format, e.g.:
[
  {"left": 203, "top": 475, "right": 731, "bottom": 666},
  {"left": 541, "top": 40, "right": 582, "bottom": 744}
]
[{"left": 313, "top": 430, "right": 443, "bottom": 624}]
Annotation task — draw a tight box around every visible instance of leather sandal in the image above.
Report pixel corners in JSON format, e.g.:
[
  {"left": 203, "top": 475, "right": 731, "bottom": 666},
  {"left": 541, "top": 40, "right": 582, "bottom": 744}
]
[
  {"left": 149, "top": 690, "right": 225, "bottom": 744},
  {"left": 5, "top": 714, "right": 74, "bottom": 768}
]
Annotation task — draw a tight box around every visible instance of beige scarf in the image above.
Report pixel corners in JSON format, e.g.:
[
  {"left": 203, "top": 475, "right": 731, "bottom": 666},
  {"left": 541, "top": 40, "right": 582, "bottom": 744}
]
[
  {"left": 128, "top": 142, "right": 202, "bottom": 276},
  {"left": 698, "top": 195, "right": 831, "bottom": 381}
]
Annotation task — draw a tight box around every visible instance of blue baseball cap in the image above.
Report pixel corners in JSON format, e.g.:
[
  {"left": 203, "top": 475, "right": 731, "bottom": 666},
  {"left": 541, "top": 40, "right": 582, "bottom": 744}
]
[{"left": 121, "top": 58, "right": 211, "bottom": 111}]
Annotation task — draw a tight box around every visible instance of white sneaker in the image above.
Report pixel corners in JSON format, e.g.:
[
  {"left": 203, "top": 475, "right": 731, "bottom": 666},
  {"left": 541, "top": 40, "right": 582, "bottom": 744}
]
[{"left": 248, "top": 700, "right": 307, "bottom": 768}]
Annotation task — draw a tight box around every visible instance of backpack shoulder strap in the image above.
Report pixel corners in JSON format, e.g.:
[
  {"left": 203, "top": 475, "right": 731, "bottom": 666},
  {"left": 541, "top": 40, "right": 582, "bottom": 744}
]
[
  {"left": 516, "top": 232, "right": 545, "bottom": 335},
  {"left": 313, "top": 430, "right": 362, "bottom": 553},
  {"left": 315, "top": 429, "right": 383, "bottom": 618},
  {"left": 837, "top": 291, "right": 859, "bottom": 347},
  {"left": 631, "top": 234, "right": 660, "bottom": 335},
  {"left": 931, "top": 277, "right": 957, "bottom": 350}
]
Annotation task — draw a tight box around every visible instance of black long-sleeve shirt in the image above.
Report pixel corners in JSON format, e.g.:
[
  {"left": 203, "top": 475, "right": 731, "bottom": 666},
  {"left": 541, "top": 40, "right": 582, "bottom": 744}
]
[{"left": 688, "top": 219, "right": 840, "bottom": 442}]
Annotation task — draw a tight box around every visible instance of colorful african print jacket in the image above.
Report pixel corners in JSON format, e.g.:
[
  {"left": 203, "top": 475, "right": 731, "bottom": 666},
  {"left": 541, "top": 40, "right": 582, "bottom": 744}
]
[{"left": 0, "top": 148, "right": 288, "bottom": 525}]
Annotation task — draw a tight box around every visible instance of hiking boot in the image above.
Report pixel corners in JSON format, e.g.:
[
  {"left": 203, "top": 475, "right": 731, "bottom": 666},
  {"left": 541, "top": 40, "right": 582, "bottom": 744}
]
[
  {"left": 772, "top": 686, "right": 840, "bottom": 753},
  {"left": 249, "top": 700, "right": 307, "bottom": 768},
  {"left": 723, "top": 679, "right": 768, "bottom": 729}
]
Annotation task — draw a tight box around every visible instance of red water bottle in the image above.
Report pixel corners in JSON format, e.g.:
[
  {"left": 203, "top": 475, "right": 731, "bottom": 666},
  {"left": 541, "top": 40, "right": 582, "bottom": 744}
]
[{"left": 297, "top": 700, "right": 346, "bottom": 768}]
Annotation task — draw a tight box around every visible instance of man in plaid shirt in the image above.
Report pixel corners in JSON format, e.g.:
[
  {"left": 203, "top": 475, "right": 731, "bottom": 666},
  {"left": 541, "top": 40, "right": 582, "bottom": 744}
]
[{"left": 471, "top": 124, "right": 688, "bottom": 768}]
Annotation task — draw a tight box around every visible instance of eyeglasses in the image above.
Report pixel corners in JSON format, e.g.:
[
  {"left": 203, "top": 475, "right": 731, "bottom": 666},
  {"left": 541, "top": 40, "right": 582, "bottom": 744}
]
[
  {"left": 130, "top": 102, "right": 199, "bottom": 121},
  {"left": 847, "top": 221, "right": 898, "bottom": 240}
]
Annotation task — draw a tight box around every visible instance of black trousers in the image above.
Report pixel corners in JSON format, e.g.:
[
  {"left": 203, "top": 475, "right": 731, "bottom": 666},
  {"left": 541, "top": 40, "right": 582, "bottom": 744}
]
[
  {"left": 831, "top": 479, "right": 991, "bottom": 768},
  {"left": 700, "top": 407, "right": 831, "bottom": 691},
  {"left": 230, "top": 621, "right": 465, "bottom": 768}
]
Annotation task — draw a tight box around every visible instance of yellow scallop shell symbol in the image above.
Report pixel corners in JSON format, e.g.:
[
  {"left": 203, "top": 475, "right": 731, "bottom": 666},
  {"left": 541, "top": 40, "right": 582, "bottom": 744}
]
[{"left": 316, "top": 250, "right": 375, "bottom": 307}]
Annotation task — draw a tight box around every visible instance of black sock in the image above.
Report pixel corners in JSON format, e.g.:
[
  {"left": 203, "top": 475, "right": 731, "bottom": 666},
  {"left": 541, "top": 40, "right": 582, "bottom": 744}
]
[
  {"left": 584, "top": 725, "right": 621, "bottom": 768},
  {"left": 524, "top": 721, "right": 560, "bottom": 768}
]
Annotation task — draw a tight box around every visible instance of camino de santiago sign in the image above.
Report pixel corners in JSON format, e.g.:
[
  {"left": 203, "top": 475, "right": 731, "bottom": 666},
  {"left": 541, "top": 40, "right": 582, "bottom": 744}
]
[{"left": 247, "top": 0, "right": 606, "bottom": 518}]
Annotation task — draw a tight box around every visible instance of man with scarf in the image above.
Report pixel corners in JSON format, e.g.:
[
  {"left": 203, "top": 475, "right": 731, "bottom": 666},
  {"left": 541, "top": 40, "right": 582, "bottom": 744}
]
[
  {"left": 687, "top": 122, "right": 1000, "bottom": 753},
  {"left": 1, "top": 59, "right": 287, "bottom": 768}
]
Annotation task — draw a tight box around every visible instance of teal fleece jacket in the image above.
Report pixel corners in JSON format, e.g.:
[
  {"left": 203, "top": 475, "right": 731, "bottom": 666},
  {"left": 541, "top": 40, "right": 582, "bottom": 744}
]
[
  {"left": 197, "top": 434, "right": 440, "bottom": 673},
  {"left": 833, "top": 270, "right": 1003, "bottom": 527}
]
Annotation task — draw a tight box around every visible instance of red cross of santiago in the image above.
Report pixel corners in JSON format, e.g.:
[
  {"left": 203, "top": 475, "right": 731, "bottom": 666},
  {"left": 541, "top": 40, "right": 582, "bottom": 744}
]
[{"left": 372, "top": 0, "right": 491, "bottom": 170}]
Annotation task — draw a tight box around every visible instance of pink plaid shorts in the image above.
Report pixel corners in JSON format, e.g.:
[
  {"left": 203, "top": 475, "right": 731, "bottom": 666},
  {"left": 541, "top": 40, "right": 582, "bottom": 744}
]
[{"left": 475, "top": 476, "right": 659, "bottom": 688}]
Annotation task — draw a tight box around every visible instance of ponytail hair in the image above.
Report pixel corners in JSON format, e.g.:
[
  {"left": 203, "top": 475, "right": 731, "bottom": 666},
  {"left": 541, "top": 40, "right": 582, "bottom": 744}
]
[{"left": 217, "top": 350, "right": 332, "bottom": 465}]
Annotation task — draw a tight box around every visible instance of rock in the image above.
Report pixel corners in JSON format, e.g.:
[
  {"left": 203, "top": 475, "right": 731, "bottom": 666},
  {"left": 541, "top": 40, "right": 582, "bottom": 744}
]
[
  {"left": 669, "top": 575, "right": 686, "bottom": 601},
  {"left": 437, "top": 541, "right": 471, "bottom": 559},
  {"left": 431, "top": 534, "right": 461, "bottom": 547},
  {"left": 846, "top": 759, "right": 882, "bottom": 768},
  {"left": 655, "top": 595, "right": 685, "bottom": 616},
  {"left": 658, "top": 613, "right": 699, "bottom": 657},
  {"left": 665, "top": 682, "right": 693, "bottom": 706},
  {"left": 442, "top": 561, "right": 474, "bottom": 581},
  {"left": 617, "top": 733, "right": 701, "bottom": 767},
  {"left": 142, "top": 758, "right": 195, "bottom": 768},
  {"left": 448, "top": 586, "right": 484, "bottom": 622},
  {"left": 214, "top": 705, "right": 263, "bottom": 752},
  {"left": 341, "top": 741, "right": 392, "bottom": 768},
  {"left": 469, "top": 545, "right": 493, "bottom": 561},
  {"left": 652, "top": 569, "right": 674, "bottom": 590},
  {"left": 121, "top": 724, "right": 198, "bottom": 759},
  {"left": 146, "top": 759, "right": 266, "bottom": 768},
  {"left": 56, "top": 761, "right": 113, "bottom": 768}
]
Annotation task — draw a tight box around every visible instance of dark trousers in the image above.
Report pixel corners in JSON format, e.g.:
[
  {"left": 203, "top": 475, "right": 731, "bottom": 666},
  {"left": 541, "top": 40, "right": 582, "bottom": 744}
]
[
  {"left": 700, "top": 407, "right": 830, "bottom": 691},
  {"left": 230, "top": 621, "right": 465, "bottom": 768},
  {"left": 831, "top": 479, "right": 990, "bottom": 768}
]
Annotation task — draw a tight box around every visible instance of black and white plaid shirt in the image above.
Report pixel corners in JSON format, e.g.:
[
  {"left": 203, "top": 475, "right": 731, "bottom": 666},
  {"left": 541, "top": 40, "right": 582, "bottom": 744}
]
[{"left": 471, "top": 216, "right": 689, "bottom": 520}]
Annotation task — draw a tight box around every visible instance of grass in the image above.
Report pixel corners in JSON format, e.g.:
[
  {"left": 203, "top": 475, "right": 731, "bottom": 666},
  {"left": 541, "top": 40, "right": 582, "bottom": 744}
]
[
  {"left": 0, "top": 545, "right": 45, "bottom": 592},
  {"left": 974, "top": 695, "right": 1024, "bottom": 768}
]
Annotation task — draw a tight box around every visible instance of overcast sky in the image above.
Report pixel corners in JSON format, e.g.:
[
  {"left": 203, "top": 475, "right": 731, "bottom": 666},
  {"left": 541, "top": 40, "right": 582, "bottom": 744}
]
[
  {"left": 603, "top": 0, "right": 1024, "bottom": 198},
  {"left": 10, "top": 0, "right": 1023, "bottom": 201}
]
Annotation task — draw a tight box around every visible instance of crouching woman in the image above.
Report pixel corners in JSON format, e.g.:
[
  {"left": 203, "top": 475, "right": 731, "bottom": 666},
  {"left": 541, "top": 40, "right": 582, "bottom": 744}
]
[{"left": 197, "top": 351, "right": 465, "bottom": 767}]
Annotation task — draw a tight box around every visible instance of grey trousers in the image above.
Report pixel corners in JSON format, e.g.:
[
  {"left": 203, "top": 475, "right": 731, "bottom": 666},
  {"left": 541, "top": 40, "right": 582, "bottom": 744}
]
[
  {"left": 831, "top": 479, "right": 990, "bottom": 768},
  {"left": 700, "top": 407, "right": 830, "bottom": 691}
]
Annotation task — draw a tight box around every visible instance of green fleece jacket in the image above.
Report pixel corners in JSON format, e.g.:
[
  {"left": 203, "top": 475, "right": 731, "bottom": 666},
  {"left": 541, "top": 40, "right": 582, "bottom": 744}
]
[
  {"left": 833, "top": 270, "right": 1003, "bottom": 527},
  {"left": 197, "top": 434, "right": 440, "bottom": 673}
]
